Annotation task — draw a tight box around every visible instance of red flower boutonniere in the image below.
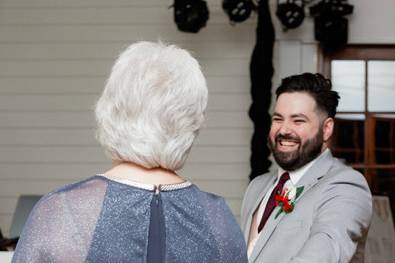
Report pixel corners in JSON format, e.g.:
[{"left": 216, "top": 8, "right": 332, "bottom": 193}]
[{"left": 274, "top": 185, "right": 304, "bottom": 219}]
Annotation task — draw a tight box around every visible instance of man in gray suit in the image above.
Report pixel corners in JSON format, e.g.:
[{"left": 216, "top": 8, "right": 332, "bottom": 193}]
[{"left": 241, "top": 73, "right": 372, "bottom": 263}]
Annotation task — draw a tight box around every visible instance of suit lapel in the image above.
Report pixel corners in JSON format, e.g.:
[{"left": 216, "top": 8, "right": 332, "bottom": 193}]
[
  {"left": 243, "top": 175, "right": 276, "bottom": 241},
  {"left": 248, "top": 204, "right": 288, "bottom": 262},
  {"left": 295, "top": 149, "right": 334, "bottom": 192},
  {"left": 249, "top": 150, "right": 335, "bottom": 263}
]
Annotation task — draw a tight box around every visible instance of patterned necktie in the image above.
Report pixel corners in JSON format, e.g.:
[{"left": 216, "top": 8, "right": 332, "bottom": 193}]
[{"left": 258, "top": 172, "right": 290, "bottom": 233}]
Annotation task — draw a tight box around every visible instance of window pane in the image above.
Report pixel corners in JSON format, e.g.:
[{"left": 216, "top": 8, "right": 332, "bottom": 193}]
[
  {"left": 374, "top": 116, "right": 395, "bottom": 164},
  {"left": 331, "top": 114, "right": 365, "bottom": 164},
  {"left": 331, "top": 60, "right": 365, "bottom": 112},
  {"left": 368, "top": 61, "right": 395, "bottom": 112}
]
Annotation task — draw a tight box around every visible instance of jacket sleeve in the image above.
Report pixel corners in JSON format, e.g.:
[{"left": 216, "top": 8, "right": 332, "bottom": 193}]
[{"left": 290, "top": 170, "right": 373, "bottom": 263}]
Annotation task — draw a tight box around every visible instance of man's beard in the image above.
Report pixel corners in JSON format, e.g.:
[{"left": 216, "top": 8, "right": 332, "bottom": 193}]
[{"left": 268, "top": 128, "right": 324, "bottom": 171}]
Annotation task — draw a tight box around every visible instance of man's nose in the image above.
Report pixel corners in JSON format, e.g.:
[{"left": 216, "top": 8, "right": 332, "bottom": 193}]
[{"left": 278, "top": 122, "right": 293, "bottom": 134}]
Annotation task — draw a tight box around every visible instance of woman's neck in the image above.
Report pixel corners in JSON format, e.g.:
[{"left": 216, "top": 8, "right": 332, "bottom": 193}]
[{"left": 103, "top": 161, "right": 185, "bottom": 185}]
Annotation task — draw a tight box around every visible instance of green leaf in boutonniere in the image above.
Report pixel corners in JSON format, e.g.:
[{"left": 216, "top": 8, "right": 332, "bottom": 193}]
[
  {"left": 274, "top": 186, "right": 304, "bottom": 219},
  {"left": 295, "top": 186, "right": 304, "bottom": 199}
]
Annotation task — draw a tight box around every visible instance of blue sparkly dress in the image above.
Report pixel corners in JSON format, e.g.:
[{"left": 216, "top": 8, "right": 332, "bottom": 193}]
[{"left": 12, "top": 175, "right": 247, "bottom": 263}]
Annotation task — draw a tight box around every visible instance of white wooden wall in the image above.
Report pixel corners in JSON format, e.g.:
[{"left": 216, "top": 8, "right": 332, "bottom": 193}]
[
  {"left": 0, "top": 0, "right": 273, "bottom": 236},
  {"left": 2, "top": 0, "right": 391, "bottom": 237}
]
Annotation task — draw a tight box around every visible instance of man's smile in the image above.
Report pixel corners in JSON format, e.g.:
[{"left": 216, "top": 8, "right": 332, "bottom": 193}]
[{"left": 275, "top": 136, "right": 300, "bottom": 152}]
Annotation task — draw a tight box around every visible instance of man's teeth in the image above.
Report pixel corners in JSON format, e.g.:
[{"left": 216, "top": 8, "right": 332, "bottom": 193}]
[{"left": 279, "top": 140, "right": 298, "bottom": 146}]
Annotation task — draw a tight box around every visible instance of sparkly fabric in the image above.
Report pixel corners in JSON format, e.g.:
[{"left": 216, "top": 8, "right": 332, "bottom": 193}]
[{"left": 12, "top": 176, "right": 247, "bottom": 263}]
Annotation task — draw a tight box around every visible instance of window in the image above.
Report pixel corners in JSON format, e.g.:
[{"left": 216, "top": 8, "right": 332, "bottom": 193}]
[{"left": 321, "top": 46, "right": 395, "bottom": 215}]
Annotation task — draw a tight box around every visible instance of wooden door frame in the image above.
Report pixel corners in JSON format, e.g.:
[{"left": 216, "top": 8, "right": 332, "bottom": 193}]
[{"left": 319, "top": 45, "right": 395, "bottom": 191}]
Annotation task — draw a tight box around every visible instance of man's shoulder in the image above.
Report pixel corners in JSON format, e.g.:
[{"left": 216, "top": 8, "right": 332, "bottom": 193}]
[
  {"left": 244, "top": 172, "right": 276, "bottom": 199},
  {"left": 327, "top": 158, "right": 368, "bottom": 185},
  {"left": 318, "top": 158, "right": 370, "bottom": 197},
  {"left": 250, "top": 172, "right": 276, "bottom": 186}
]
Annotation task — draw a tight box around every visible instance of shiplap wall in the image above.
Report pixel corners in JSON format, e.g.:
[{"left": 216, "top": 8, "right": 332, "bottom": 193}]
[{"left": 0, "top": 0, "right": 283, "bottom": 236}]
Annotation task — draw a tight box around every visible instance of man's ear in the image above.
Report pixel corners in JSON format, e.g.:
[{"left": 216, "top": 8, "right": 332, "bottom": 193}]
[{"left": 322, "top": 117, "right": 334, "bottom": 142}]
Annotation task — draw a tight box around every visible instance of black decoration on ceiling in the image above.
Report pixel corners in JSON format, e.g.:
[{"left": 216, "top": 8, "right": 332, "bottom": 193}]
[
  {"left": 172, "top": 0, "right": 209, "bottom": 33},
  {"left": 310, "top": 0, "right": 354, "bottom": 51},
  {"left": 249, "top": 0, "right": 275, "bottom": 180},
  {"left": 276, "top": 0, "right": 305, "bottom": 30},
  {"left": 222, "top": 0, "right": 255, "bottom": 23},
  {"left": 275, "top": 0, "right": 354, "bottom": 51}
]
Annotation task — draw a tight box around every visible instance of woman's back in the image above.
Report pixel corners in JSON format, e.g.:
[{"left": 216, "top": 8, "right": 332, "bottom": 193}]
[{"left": 12, "top": 176, "right": 247, "bottom": 263}]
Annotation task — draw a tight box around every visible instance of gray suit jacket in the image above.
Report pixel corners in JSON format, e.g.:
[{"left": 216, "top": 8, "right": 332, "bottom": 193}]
[{"left": 241, "top": 151, "right": 372, "bottom": 263}]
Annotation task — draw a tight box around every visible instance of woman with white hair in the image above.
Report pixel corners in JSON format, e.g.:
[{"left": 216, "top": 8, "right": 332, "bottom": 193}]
[{"left": 12, "top": 42, "right": 247, "bottom": 263}]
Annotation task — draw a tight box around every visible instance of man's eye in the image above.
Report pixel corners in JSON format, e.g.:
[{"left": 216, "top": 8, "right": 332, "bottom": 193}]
[
  {"left": 294, "top": 119, "right": 305, "bottom": 123},
  {"left": 272, "top": 118, "right": 282, "bottom": 122}
]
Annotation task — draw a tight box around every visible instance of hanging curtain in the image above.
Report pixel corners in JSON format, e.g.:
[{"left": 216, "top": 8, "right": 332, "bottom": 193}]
[{"left": 248, "top": 0, "right": 275, "bottom": 180}]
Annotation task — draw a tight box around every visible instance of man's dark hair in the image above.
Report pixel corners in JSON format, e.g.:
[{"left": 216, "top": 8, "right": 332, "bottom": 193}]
[{"left": 276, "top": 73, "right": 340, "bottom": 118}]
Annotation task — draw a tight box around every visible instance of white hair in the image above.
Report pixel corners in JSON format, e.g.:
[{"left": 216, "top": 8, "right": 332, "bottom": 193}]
[{"left": 95, "top": 41, "right": 208, "bottom": 170}]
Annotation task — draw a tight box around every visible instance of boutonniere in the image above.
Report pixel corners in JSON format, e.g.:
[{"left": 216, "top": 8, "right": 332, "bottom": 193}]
[{"left": 274, "top": 185, "right": 304, "bottom": 219}]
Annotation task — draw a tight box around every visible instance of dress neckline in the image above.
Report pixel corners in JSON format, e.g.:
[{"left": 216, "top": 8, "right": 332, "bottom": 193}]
[{"left": 95, "top": 174, "right": 193, "bottom": 192}]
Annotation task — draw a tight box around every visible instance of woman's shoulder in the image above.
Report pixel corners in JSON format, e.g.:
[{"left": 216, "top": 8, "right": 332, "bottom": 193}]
[
  {"left": 34, "top": 175, "right": 108, "bottom": 213},
  {"left": 186, "top": 185, "right": 235, "bottom": 220},
  {"left": 187, "top": 185, "right": 225, "bottom": 204},
  {"left": 55, "top": 175, "right": 107, "bottom": 193}
]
